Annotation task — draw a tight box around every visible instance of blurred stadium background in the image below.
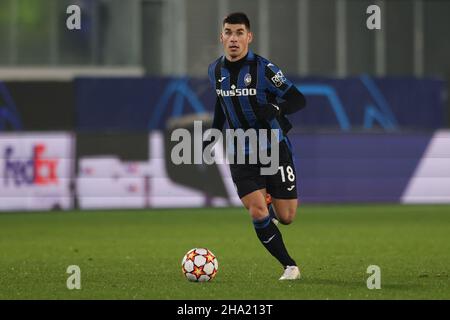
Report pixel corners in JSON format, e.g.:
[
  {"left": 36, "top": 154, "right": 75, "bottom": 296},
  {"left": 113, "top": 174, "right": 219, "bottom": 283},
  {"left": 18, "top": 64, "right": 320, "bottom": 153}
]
[
  {"left": 1, "top": 0, "right": 450, "bottom": 300},
  {"left": 1, "top": 0, "right": 449, "bottom": 211}
]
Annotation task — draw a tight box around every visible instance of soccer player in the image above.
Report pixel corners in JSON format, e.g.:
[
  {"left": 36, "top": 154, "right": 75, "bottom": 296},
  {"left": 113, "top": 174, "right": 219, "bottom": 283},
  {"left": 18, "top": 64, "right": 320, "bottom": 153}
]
[{"left": 205, "top": 12, "right": 306, "bottom": 280}]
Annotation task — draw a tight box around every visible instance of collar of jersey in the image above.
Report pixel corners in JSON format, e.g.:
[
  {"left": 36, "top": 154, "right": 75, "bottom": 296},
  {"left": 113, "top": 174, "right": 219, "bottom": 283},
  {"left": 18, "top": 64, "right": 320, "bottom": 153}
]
[{"left": 220, "top": 50, "right": 256, "bottom": 67}]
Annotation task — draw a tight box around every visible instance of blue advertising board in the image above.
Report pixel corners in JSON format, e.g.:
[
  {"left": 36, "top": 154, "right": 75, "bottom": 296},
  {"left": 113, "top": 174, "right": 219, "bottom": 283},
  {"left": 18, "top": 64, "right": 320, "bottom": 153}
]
[{"left": 75, "top": 76, "right": 446, "bottom": 132}]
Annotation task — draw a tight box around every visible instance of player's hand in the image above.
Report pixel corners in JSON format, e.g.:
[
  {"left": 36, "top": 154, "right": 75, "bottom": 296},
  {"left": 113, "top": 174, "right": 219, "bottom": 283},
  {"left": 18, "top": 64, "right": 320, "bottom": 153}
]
[{"left": 255, "top": 103, "right": 281, "bottom": 121}]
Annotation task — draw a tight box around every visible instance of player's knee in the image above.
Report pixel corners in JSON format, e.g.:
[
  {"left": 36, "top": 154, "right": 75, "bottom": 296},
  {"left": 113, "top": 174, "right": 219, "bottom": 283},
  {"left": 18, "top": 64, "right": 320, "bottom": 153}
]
[
  {"left": 279, "top": 216, "right": 294, "bottom": 225},
  {"left": 249, "top": 204, "right": 268, "bottom": 220},
  {"left": 278, "top": 208, "right": 297, "bottom": 225}
]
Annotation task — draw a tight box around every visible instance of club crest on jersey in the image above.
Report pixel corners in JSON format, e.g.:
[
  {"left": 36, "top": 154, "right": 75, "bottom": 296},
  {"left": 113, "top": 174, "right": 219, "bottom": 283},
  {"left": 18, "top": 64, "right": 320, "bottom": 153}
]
[
  {"left": 244, "top": 73, "right": 252, "bottom": 86},
  {"left": 271, "top": 70, "right": 287, "bottom": 88}
]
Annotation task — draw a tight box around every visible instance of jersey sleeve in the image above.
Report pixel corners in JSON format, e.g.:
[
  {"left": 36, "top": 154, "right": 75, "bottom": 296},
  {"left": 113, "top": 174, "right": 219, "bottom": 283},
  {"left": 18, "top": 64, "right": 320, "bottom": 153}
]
[
  {"left": 211, "top": 97, "right": 225, "bottom": 130},
  {"left": 208, "top": 62, "right": 217, "bottom": 88},
  {"left": 263, "top": 61, "right": 293, "bottom": 98}
]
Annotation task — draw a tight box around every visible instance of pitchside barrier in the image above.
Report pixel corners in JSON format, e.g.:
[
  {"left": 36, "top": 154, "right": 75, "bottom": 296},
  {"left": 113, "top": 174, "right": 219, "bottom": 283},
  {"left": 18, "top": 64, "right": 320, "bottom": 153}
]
[
  {"left": 73, "top": 76, "right": 446, "bottom": 132},
  {"left": 1, "top": 76, "right": 446, "bottom": 132},
  {"left": 0, "top": 132, "right": 75, "bottom": 211},
  {"left": 0, "top": 76, "right": 448, "bottom": 210},
  {"left": 1, "top": 130, "right": 450, "bottom": 211}
]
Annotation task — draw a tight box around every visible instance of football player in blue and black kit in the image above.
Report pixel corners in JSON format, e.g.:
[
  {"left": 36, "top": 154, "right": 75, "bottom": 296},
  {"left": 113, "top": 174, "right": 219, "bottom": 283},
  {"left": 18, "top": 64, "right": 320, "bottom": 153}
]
[{"left": 206, "top": 12, "right": 306, "bottom": 280}]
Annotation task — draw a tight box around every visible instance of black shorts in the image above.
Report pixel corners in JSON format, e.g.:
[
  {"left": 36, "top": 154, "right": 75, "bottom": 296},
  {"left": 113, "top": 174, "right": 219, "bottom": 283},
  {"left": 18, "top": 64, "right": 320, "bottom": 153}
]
[{"left": 229, "top": 140, "right": 298, "bottom": 199}]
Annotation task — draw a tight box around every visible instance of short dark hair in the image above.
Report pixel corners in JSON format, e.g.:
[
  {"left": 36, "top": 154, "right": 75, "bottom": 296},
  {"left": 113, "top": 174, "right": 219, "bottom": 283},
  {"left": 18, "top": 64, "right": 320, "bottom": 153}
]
[{"left": 223, "top": 12, "right": 250, "bottom": 30}]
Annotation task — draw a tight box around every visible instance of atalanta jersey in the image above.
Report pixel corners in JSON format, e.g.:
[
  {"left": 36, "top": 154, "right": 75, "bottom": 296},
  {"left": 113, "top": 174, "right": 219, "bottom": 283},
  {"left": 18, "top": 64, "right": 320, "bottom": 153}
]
[{"left": 208, "top": 50, "right": 294, "bottom": 154}]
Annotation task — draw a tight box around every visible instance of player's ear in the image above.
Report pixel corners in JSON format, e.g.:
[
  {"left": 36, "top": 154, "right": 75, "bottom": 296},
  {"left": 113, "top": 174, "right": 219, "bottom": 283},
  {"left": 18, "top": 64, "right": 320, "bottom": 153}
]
[
  {"left": 220, "top": 32, "right": 224, "bottom": 43},
  {"left": 248, "top": 31, "right": 253, "bottom": 44}
]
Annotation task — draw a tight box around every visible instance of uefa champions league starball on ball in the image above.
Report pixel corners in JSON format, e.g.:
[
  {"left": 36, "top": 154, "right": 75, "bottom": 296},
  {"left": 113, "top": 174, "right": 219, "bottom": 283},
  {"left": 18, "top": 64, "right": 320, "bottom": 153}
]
[{"left": 181, "top": 248, "right": 218, "bottom": 282}]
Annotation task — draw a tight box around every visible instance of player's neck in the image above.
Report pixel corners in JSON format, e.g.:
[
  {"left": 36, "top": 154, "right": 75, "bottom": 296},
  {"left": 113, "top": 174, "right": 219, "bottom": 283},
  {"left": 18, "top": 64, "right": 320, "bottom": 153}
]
[
  {"left": 224, "top": 52, "right": 248, "bottom": 71},
  {"left": 225, "top": 50, "right": 249, "bottom": 63}
]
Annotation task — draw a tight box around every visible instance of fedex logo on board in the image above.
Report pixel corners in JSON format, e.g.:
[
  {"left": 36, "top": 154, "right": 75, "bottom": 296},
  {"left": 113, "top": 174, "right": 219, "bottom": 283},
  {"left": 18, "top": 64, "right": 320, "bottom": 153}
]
[{"left": 3, "top": 144, "right": 59, "bottom": 186}]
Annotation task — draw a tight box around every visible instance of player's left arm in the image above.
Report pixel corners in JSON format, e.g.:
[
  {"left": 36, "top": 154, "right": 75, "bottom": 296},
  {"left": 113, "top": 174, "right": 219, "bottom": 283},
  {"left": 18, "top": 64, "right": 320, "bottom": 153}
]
[
  {"left": 256, "top": 63, "right": 306, "bottom": 120},
  {"left": 277, "top": 85, "right": 306, "bottom": 115}
]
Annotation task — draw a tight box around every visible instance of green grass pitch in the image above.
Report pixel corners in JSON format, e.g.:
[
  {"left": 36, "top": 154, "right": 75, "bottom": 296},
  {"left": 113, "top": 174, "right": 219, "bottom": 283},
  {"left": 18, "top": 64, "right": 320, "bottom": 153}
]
[{"left": 0, "top": 204, "right": 449, "bottom": 299}]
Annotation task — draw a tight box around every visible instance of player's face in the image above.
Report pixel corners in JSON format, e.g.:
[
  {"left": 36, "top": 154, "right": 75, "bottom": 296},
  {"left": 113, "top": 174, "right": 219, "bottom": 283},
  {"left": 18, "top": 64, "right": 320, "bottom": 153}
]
[{"left": 220, "top": 23, "right": 253, "bottom": 61}]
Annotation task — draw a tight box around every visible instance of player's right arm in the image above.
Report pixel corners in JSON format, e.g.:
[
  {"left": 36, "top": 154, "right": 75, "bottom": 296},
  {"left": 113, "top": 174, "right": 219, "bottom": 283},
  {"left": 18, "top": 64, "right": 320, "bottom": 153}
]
[
  {"left": 203, "top": 97, "right": 225, "bottom": 151},
  {"left": 204, "top": 61, "right": 226, "bottom": 150},
  {"left": 211, "top": 97, "right": 225, "bottom": 131}
]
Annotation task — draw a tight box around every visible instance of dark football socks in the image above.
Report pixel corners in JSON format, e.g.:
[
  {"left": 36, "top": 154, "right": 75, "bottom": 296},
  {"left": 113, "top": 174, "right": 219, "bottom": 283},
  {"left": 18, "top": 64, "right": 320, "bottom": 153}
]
[{"left": 253, "top": 215, "right": 296, "bottom": 268}]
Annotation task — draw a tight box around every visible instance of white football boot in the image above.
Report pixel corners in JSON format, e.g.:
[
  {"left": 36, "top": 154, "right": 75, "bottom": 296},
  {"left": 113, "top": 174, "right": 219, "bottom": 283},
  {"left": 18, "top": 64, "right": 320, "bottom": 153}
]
[{"left": 279, "top": 266, "right": 301, "bottom": 280}]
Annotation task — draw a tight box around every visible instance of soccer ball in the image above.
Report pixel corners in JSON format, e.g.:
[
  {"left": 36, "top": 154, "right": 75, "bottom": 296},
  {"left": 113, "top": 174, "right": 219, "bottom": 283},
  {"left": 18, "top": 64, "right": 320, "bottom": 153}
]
[{"left": 181, "top": 248, "right": 218, "bottom": 282}]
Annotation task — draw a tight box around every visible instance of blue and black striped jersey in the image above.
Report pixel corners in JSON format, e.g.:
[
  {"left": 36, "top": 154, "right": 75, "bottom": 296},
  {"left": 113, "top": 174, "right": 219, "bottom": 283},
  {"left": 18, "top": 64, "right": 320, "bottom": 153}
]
[{"left": 208, "top": 50, "right": 295, "bottom": 153}]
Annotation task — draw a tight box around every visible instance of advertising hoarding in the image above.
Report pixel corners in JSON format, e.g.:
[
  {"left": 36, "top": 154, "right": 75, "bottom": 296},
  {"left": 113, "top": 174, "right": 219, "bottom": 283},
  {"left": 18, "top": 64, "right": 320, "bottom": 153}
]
[{"left": 0, "top": 133, "right": 75, "bottom": 211}]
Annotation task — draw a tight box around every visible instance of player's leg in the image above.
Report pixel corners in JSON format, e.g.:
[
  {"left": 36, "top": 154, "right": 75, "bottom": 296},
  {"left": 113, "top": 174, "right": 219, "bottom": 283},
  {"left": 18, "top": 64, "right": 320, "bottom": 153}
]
[
  {"left": 230, "top": 163, "right": 299, "bottom": 279},
  {"left": 267, "top": 139, "right": 299, "bottom": 225},
  {"left": 241, "top": 188, "right": 269, "bottom": 220},
  {"left": 271, "top": 198, "right": 298, "bottom": 225},
  {"left": 263, "top": 141, "right": 301, "bottom": 279},
  {"left": 265, "top": 193, "right": 279, "bottom": 225},
  {"left": 265, "top": 197, "right": 300, "bottom": 280},
  {"left": 240, "top": 189, "right": 298, "bottom": 275}
]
